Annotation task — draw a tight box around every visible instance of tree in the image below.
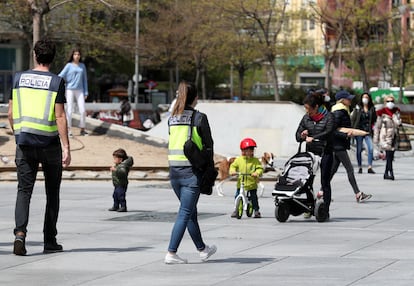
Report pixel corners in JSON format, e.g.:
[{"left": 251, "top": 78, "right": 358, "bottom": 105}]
[
  {"left": 219, "top": 0, "right": 289, "bottom": 101},
  {"left": 389, "top": 4, "right": 414, "bottom": 104},
  {"left": 311, "top": 1, "right": 352, "bottom": 91},
  {"left": 215, "top": 11, "right": 262, "bottom": 98},
  {"left": 187, "top": 1, "right": 228, "bottom": 99},
  {"left": 346, "top": 0, "right": 389, "bottom": 91},
  {"left": 1, "top": 1, "right": 34, "bottom": 63},
  {"left": 317, "top": 0, "right": 390, "bottom": 91},
  {"left": 139, "top": 0, "right": 191, "bottom": 102},
  {"left": 1, "top": 0, "right": 133, "bottom": 67}
]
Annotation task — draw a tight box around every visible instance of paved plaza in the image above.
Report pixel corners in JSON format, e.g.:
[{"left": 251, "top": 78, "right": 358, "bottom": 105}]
[{"left": 1, "top": 155, "right": 414, "bottom": 286}]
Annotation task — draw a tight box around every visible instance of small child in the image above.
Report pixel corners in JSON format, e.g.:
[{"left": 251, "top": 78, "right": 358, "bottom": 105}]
[
  {"left": 229, "top": 138, "right": 264, "bottom": 218},
  {"left": 108, "top": 148, "right": 134, "bottom": 212}
]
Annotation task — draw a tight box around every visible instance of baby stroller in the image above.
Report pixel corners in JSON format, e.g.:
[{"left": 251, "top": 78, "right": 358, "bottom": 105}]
[{"left": 272, "top": 142, "right": 328, "bottom": 222}]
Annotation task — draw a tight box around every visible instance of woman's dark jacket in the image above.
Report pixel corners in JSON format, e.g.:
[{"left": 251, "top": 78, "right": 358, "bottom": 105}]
[
  {"left": 331, "top": 104, "right": 352, "bottom": 151},
  {"left": 295, "top": 112, "right": 334, "bottom": 156},
  {"left": 351, "top": 104, "right": 377, "bottom": 136}
]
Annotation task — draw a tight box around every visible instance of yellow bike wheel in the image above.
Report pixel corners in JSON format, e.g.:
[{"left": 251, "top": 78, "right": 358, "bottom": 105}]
[{"left": 236, "top": 197, "right": 243, "bottom": 219}]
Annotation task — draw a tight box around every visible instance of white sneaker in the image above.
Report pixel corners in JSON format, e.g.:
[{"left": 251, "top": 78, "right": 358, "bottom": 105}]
[
  {"left": 199, "top": 245, "right": 217, "bottom": 262},
  {"left": 164, "top": 253, "right": 188, "bottom": 264}
]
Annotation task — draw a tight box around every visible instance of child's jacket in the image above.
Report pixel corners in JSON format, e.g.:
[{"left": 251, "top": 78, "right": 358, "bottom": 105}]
[
  {"left": 112, "top": 156, "right": 134, "bottom": 187},
  {"left": 229, "top": 156, "right": 263, "bottom": 191}
]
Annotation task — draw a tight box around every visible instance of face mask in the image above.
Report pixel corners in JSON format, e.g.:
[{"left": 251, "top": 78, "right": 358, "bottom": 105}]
[
  {"left": 324, "top": 95, "right": 331, "bottom": 102},
  {"left": 386, "top": 102, "right": 395, "bottom": 110},
  {"left": 362, "top": 98, "right": 369, "bottom": 105}
]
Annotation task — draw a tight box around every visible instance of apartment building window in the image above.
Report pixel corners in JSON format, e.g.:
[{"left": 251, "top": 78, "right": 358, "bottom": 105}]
[
  {"left": 301, "top": 0, "right": 315, "bottom": 5},
  {"left": 309, "top": 18, "right": 315, "bottom": 30},
  {"left": 283, "top": 17, "right": 291, "bottom": 32},
  {"left": 392, "top": 0, "right": 402, "bottom": 7},
  {"left": 302, "top": 19, "right": 307, "bottom": 31}
]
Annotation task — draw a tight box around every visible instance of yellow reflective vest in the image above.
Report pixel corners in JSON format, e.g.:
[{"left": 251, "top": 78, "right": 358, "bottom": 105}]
[
  {"left": 168, "top": 110, "right": 203, "bottom": 167},
  {"left": 12, "top": 72, "right": 59, "bottom": 137}
]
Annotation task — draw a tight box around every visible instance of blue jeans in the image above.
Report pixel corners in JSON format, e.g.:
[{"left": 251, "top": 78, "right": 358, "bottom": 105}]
[
  {"left": 355, "top": 135, "right": 374, "bottom": 167},
  {"left": 234, "top": 189, "right": 259, "bottom": 211},
  {"left": 113, "top": 186, "right": 127, "bottom": 208},
  {"left": 14, "top": 143, "right": 62, "bottom": 244},
  {"left": 168, "top": 174, "right": 205, "bottom": 252}
]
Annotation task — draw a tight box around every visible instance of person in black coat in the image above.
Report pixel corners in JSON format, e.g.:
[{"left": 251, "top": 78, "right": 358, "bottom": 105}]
[
  {"left": 330, "top": 90, "right": 372, "bottom": 203},
  {"left": 295, "top": 91, "right": 334, "bottom": 220},
  {"left": 351, "top": 92, "right": 377, "bottom": 174}
]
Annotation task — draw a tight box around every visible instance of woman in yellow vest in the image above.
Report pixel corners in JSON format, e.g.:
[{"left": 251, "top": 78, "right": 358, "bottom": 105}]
[{"left": 165, "top": 81, "right": 217, "bottom": 264}]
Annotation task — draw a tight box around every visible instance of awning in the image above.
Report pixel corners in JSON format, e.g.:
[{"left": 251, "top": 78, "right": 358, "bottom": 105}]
[{"left": 277, "top": 56, "right": 325, "bottom": 69}]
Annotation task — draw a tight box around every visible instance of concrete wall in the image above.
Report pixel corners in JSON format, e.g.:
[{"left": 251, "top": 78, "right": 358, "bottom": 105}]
[
  {"left": 3, "top": 101, "right": 306, "bottom": 158},
  {"left": 147, "top": 101, "right": 305, "bottom": 158}
]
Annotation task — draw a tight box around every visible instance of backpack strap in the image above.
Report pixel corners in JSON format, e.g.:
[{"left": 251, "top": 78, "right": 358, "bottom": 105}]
[{"left": 187, "top": 110, "right": 197, "bottom": 140}]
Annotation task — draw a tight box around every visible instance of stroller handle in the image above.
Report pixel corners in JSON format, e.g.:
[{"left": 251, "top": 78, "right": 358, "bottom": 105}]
[{"left": 298, "top": 139, "right": 320, "bottom": 153}]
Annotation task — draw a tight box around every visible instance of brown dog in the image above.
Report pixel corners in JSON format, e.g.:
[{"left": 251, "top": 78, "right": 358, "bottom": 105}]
[
  {"left": 217, "top": 157, "right": 236, "bottom": 181},
  {"left": 261, "top": 152, "right": 275, "bottom": 172}
]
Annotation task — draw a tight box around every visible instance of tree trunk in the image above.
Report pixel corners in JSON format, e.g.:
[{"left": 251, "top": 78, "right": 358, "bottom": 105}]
[
  {"left": 325, "top": 55, "right": 334, "bottom": 91},
  {"left": 268, "top": 58, "right": 280, "bottom": 101},
  {"left": 195, "top": 67, "right": 200, "bottom": 90},
  {"left": 357, "top": 57, "right": 369, "bottom": 91},
  {"left": 32, "top": 11, "right": 41, "bottom": 68},
  {"left": 201, "top": 67, "right": 206, "bottom": 100},
  {"left": 238, "top": 68, "right": 245, "bottom": 99},
  {"left": 398, "top": 59, "right": 406, "bottom": 104},
  {"left": 168, "top": 66, "right": 174, "bottom": 103}
]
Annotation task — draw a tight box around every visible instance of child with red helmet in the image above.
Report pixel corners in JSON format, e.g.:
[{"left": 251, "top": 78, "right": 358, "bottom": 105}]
[{"left": 229, "top": 138, "right": 264, "bottom": 218}]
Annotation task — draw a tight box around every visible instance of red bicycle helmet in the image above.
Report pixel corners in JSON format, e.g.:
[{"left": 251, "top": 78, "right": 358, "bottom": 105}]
[{"left": 240, "top": 138, "right": 257, "bottom": 150}]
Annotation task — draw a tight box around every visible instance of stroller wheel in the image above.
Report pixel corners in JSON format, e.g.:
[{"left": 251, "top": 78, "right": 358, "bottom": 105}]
[
  {"left": 275, "top": 202, "right": 290, "bottom": 222},
  {"left": 314, "top": 199, "right": 328, "bottom": 222}
]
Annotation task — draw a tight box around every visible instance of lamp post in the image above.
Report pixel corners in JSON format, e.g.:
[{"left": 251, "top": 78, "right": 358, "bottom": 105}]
[{"left": 134, "top": 0, "right": 140, "bottom": 104}]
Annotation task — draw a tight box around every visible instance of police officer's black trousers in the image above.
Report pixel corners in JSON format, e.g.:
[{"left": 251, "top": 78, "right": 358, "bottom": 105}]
[{"left": 14, "top": 143, "right": 62, "bottom": 244}]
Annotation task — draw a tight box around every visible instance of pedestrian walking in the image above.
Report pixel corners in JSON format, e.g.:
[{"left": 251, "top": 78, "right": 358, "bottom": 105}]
[
  {"left": 330, "top": 90, "right": 372, "bottom": 203},
  {"left": 373, "top": 95, "right": 401, "bottom": 180},
  {"left": 58, "top": 47, "right": 89, "bottom": 136},
  {"left": 165, "top": 81, "right": 217, "bottom": 264},
  {"left": 351, "top": 92, "right": 377, "bottom": 174},
  {"left": 296, "top": 91, "right": 334, "bottom": 219},
  {"left": 8, "top": 38, "right": 71, "bottom": 256}
]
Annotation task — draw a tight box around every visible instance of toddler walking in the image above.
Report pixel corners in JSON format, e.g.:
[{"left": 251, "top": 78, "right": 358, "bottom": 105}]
[{"left": 108, "top": 148, "right": 134, "bottom": 212}]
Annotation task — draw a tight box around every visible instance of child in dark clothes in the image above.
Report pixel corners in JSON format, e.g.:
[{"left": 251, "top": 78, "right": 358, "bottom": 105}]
[{"left": 108, "top": 148, "right": 134, "bottom": 212}]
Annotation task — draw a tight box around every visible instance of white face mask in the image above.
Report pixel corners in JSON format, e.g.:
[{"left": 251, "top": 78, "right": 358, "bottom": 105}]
[
  {"left": 362, "top": 98, "right": 369, "bottom": 105},
  {"left": 324, "top": 95, "right": 331, "bottom": 102},
  {"left": 386, "top": 102, "right": 395, "bottom": 110}
]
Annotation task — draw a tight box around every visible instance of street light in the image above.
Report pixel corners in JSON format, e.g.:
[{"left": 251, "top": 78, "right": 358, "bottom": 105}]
[{"left": 134, "top": 0, "right": 140, "bottom": 104}]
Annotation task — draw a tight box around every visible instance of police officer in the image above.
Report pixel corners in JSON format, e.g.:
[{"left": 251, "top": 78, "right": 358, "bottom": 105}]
[
  {"left": 164, "top": 81, "right": 217, "bottom": 264},
  {"left": 8, "top": 38, "right": 71, "bottom": 256}
]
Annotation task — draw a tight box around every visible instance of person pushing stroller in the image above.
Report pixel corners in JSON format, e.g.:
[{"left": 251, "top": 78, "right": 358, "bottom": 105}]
[
  {"left": 295, "top": 91, "right": 335, "bottom": 220},
  {"left": 230, "top": 138, "right": 264, "bottom": 218}
]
